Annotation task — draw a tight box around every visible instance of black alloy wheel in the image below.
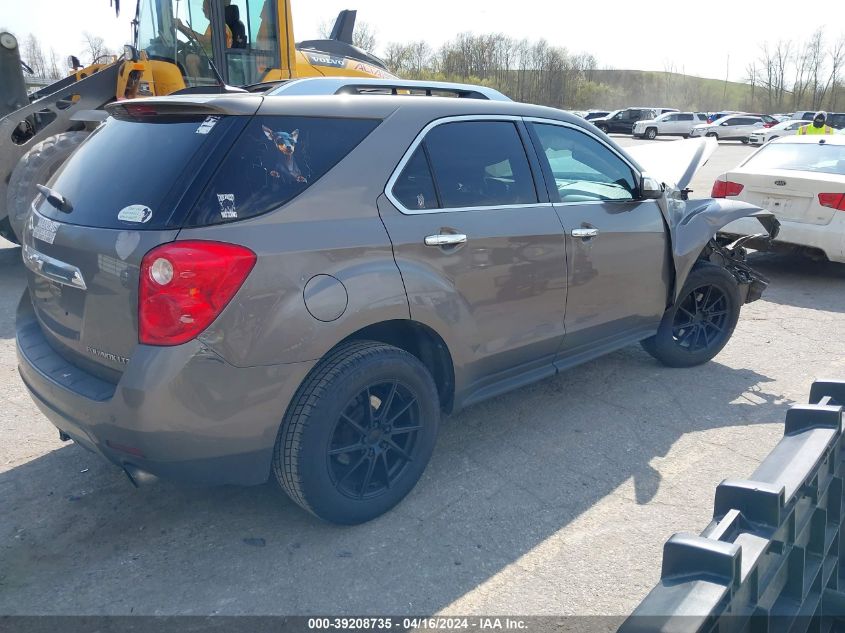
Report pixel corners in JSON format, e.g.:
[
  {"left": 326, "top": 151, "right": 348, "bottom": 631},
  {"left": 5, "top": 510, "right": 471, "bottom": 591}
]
[
  {"left": 640, "top": 263, "right": 741, "bottom": 367},
  {"left": 328, "top": 380, "right": 422, "bottom": 500},
  {"left": 671, "top": 284, "right": 730, "bottom": 353},
  {"left": 274, "top": 340, "right": 440, "bottom": 524}
]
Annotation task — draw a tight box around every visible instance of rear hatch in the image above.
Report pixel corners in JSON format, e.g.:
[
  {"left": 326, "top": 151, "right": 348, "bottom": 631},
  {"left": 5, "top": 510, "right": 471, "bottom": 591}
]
[{"left": 21, "top": 98, "right": 257, "bottom": 381}]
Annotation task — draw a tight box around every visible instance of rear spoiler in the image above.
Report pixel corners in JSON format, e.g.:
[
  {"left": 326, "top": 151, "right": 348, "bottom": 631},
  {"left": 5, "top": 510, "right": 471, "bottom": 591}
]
[{"left": 105, "top": 95, "right": 262, "bottom": 120}]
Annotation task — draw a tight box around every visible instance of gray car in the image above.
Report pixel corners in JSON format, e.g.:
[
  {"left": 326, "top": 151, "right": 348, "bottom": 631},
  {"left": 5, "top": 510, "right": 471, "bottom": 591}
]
[{"left": 15, "top": 83, "right": 778, "bottom": 524}]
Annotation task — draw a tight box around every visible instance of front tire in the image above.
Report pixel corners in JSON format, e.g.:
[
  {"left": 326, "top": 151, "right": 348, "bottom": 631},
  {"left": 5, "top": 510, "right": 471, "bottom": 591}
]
[
  {"left": 645, "top": 127, "right": 658, "bottom": 140},
  {"left": 273, "top": 340, "right": 440, "bottom": 524},
  {"left": 641, "top": 263, "right": 741, "bottom": 368},
  {"left": 5, "top": 131, "right": 89, "bottom": 241},
  {"left": 706, "top": 132, "right": 719, "bottom": 140}
]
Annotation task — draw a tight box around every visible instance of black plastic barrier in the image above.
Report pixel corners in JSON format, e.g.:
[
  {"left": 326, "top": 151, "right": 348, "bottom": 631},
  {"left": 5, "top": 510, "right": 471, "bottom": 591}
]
[{"left": 620, "top": 379, "right": 845, "bottom": 633}]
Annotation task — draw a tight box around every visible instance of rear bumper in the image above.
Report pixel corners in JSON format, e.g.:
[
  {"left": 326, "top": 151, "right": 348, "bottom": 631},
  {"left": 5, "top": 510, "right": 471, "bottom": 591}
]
[
  {"left": 16, "top": 291, "right": 316, "bottom": 485},
  {"left": 721, "top": 215, "right": 845, "bottom": 263}
]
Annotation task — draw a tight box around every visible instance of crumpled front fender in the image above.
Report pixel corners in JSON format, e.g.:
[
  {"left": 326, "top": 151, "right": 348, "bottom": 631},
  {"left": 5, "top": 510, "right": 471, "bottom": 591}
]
[{"left": 668, "top": 197, "right": 780, "bottom": 302}]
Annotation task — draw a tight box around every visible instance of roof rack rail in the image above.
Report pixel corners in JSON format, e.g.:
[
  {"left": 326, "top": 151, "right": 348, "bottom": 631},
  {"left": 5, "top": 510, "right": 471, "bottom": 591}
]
[{"left": 265, "top": 77, "right": 511, "bottom": 102}]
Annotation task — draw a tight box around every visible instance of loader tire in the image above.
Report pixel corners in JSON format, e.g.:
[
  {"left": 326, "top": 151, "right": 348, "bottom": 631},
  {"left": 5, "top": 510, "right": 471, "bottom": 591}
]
[{"left": 5, "top": 132, "right": 89, "bottom": 242}]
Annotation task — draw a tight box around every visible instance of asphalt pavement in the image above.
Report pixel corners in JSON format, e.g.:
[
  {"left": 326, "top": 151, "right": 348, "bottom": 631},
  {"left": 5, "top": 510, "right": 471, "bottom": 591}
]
[{"left": 2, "top": 138, "right": 844, "bottom": 616}]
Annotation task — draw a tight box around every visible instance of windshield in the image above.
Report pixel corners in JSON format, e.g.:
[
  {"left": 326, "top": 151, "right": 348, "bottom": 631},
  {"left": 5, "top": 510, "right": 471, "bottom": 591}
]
[
  {"left": 744, "top": 142, "right": 845, "bottom": 175},
  {"left": 136, "top": 0, "right": 220, "bottom": 87}
]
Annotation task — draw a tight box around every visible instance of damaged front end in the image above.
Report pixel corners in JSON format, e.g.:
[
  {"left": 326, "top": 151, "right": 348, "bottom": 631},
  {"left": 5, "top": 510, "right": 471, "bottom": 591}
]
[
  {"left": 626, "top": 138, "right": 780, "bottom": 305},
  {"left": 664, "top": 194, "right": 780, "bottom": 306}
]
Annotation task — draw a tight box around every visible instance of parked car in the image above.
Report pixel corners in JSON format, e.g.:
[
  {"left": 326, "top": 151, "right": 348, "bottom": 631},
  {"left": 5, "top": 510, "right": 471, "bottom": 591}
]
[
  {"left": 632, "top": 111, "right": 709, "bottom": 139},
  {"left": 582, "top": 110, "right": 611, "bottom": 121},
  {"left": 707, "top": 111, "right": 740, "bottom": 123},
  {"left": 591, "top": 106, "right": 678, "bottom": 134},
  {"left": 717, "top": 135, "right": 845, "bottom": 262},
  {"left": 16, "top": 81, "right": 776, "bottom": 524},
  {"left": 690, "top": 114, "right": 766, "bottom": 142},
  {"left": 748, "top": 119, "right": 808, "bottom": 145}
]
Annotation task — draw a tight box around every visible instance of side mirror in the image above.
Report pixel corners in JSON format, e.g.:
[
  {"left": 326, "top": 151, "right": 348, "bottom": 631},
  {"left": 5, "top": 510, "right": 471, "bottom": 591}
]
[{"left": 640, "top": 175, "right": 663, "bottom": 200}]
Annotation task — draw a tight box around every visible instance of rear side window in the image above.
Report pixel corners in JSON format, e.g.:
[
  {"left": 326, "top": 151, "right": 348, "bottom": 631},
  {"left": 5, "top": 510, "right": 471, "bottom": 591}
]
[
  {"left": 422, "top": 121, "right": 537, "bottom": 209},
  {"left": 34, "top": 116, "right": 240, "bottom": 229},
  {"left": 392, "top": 147, "right": 439, "bottom": 211},
  {"left": 186, "top": 116, "right": 380, "bottom": 226},
  {"left": 678, "top": 114, "right": 694, "bottom": 121}
]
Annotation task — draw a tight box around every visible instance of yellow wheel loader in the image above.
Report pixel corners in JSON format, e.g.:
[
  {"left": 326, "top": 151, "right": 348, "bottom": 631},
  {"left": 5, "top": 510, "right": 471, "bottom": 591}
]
[{"left": 0, "top": 0, "right": 394, "bottom": 244}]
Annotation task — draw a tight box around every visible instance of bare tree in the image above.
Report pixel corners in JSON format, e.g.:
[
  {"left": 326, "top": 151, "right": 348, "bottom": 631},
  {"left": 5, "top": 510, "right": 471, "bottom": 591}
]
[
  {"left": 827, "top": 34, "right": 844, "bottom": 111},
  {"left": 23, "top": 34, "right": 48, "bottom": 79},
  {"left": 81, "top": 31, "right": 113, "bottom": 65},
  {"left": 352, "top": 22, "right": 377, "bottom": 54}
]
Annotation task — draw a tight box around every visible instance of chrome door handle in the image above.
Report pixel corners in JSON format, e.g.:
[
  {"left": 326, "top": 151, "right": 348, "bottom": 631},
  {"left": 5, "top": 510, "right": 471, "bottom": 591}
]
[
  {"left": 424, "top": 233, "right": 467, "bottom": 247},
  {"left": 572, "top": 228, "right": 599, "bottom": 239}
]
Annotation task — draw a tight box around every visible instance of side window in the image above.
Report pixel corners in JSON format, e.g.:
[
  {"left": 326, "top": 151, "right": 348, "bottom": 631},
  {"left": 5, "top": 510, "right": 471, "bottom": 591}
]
[
  {"left": 678, "top": 114, "right": 694, "bottom": 121},
  {"left": 663, "top": 114, "right": 678, "bottom": 122},
  {"left": 423, "top": 121, "right": 538, "bottom": 209},
  {"left": 531, "top": 123, "right": 638, "bottom": 203},
  {"left": 187, "top": 115, "right": 380, "bottom": 226},
  {"left": 392, "top": 147, "right": 439, "bottom": 211}
]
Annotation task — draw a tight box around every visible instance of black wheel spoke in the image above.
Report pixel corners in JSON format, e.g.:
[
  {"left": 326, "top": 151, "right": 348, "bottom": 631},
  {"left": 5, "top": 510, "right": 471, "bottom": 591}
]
[
  {"left": 391, "top": 424, "right": 423, "bottom": 435},
  {"left": 702, "top": 320, "right": 723, "bottom": 334},
  {"left": 359, "top": 456, "right": 377, "bottom": 499},
  {"left": 386, "top": 398, "right": 417, "bottom": 427},
  {"left": 337, "top": 453, "right": 368, "bottom": 486},
  {"left": 707, "top": 309, "right": 728, "bottom": 318},
  {"left": 380, "top": 380, "right": 399, "bottom": 422},
  {"left": 380, "top": 452, "right": 392, "bottom": 489},
  {"left": 365, "top": 387, "right": 375, "bottom": 427},
  {"left": 328, "top": 443, "right": 365, "bottom": 456},
  {"left": 679, "top": 306, "right": 697, "bottom": 321},
  {"left": 340, "top": 413, "right": 369, "bottom": 438},
  {"left": 699, "top": 286, "right": 712, "bottom": 311},
  {"left": 385, "top": 438, "right": 414, "bottom": 463}
]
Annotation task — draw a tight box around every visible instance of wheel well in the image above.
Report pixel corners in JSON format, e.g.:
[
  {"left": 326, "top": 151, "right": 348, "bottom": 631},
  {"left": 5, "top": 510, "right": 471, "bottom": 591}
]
[{"left": 341, "top": 320, "right": 455, "bottom": 413}]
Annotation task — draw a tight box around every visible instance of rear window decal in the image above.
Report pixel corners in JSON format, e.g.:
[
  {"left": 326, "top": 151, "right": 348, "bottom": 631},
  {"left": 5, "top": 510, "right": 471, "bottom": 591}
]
[
  {"left": 196, "top": 116, "right": 221, "bottom": 135},
  {"left": 117, "top": 205, "right": 153, "bottom": 224},
  {"left": 217, "top": 193, "right": 238, "bottom": 219},
  {"left": 32, "top": 216, "right": 59, "bottom": 244}
]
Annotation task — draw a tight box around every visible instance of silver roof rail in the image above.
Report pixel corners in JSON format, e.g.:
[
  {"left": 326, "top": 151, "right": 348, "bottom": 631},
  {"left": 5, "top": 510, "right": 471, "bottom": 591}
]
[{"left": 266, "top": 77, "right": 511, "bottom": 102}]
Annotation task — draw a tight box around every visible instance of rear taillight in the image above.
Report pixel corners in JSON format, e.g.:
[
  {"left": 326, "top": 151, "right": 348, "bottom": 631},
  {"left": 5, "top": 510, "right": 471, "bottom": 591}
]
[
  {"left": 763, "top": 122, "right": 775, "bottom": 128},
  {"left": 139, "top": 241, "right": 256, "bottom": 346},
  {"left": 818, "top": 193, "right": 845, "bottom": 211},
  {"left": 711, "top": 179, "right": 745, "bottom": 198}
]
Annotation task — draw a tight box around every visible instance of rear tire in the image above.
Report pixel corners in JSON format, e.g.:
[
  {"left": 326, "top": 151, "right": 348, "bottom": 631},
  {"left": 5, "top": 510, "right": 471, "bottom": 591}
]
[
  {"left": 273, "top": 340, "right": 440, "bottom": 524},
  {"left": 645, "top": 127, "right": 658, "bottom": 140},
  {"left": 5, "top": 132, "right": 89, "bottom": 240},
  {"left": 641, "top": 263, "right": 741, "bottom": 368}
]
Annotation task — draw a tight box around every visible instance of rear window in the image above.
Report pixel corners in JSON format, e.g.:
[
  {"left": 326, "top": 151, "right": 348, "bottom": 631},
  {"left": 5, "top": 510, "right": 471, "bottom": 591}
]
[
  {"left": 744, "top": 142, "right": 845, "bottom": 175},
  {"left": 186, "top": 116, "right": 380, "bottom": 226},
  {"left": 35, "top": 116, "right": 241, "bottom": 229}
]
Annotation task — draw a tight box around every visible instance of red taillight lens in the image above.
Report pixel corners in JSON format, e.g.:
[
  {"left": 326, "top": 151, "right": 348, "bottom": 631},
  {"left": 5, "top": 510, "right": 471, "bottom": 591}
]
[
  {"left": 711, "top": 179, "right": 744, "bottom": 198},
  {"left": 763, "top": 122, "right": 775, "bottom": 128},
  {"left": 818, "top": 193, "right": 845, "bottom": 211},
  {"left": 139, "top": 241, "right": 256, "bottom": 346}
]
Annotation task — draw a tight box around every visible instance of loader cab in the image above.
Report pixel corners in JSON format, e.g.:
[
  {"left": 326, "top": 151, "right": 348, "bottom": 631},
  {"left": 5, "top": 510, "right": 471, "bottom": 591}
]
[{"left": 135, "top": 0, "right": 284, "bottom": 89}]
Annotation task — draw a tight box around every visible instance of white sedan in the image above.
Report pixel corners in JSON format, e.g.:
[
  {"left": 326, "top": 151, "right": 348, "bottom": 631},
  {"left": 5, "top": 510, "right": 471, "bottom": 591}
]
[
  {"left": 716, "top": 135, "right": 845, "bottom": 263},
  {"left": 748, "top": 120, "right": 809, "bottom": 146}
]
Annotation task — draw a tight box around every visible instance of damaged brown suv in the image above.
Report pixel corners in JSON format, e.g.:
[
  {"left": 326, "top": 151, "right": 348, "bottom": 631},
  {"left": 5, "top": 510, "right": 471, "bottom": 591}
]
[{"left": 16, "top": 79, "right": 778, "bottom": 524}]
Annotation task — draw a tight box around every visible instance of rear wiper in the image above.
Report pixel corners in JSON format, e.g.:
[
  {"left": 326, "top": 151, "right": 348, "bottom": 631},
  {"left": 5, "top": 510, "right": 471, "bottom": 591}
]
[{"left": 36, "top": 184, "right": 73, "bottom": 213}]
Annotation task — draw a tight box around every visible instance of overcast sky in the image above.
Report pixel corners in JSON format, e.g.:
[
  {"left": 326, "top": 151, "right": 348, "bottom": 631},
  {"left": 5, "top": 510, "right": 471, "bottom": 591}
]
[{"left": 2, "top": 0, "right": 842, "bottom": 82}]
